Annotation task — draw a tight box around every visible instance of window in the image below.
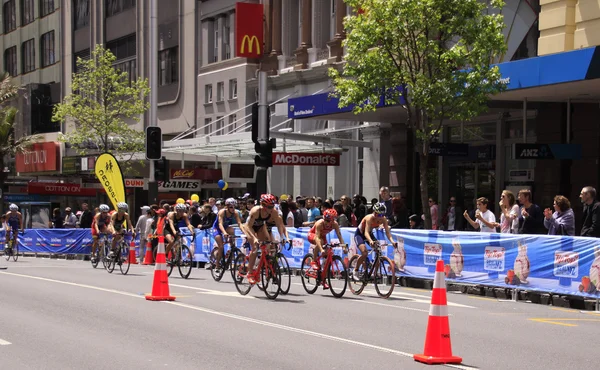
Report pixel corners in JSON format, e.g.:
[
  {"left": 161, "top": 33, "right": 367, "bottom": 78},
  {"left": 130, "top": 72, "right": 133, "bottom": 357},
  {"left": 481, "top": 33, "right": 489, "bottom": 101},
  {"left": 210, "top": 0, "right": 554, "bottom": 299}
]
[
  {"left": 228, "top": 114, "right": 237, "bottom": 133},
  {"left": 3, "top": 1, "right": 16, "bottom": 33},
  {"left": 40, "top": 0, "right": 54, "bottom": 17},
  {"left": 222, "top": 16, "right": 231, "bottom": 60},
  {"left": 41, "top": 31, "right": 55, "bottom": 67},
  {"left": 107, "top": 34, "right": 136, "bottom": 60},
  {"left": 106, "top": 0, "right": 135, "bottom": 17},
  {"left": 214, "top": 27, "right": 219, "bottom": 63},
  {"left": 73, "top": 48, "right": 90, "bottom": 73},
  {"left": 205, "top": 84, "right": 213, "bottom": 103},
  {"left": 216, "top": 116, "right": 224, "bottom": 135},
  {"left": 159, "top": 47, "right": 178, "bottom": 86},
  {"left": 229, "top": 79, "right": 237, "bottom": 99},
  {"left": 216, "top": 82, "right": 224, "bottom": 102},
  {"left": 74, "top": 0, "right": 90, "bottom": 30},
  {"left": 4, "top": 47, "right": 17, "bottom": 76},
  {"left": 204, "top": 118, "right": 212, "bottom": 135},
  {"left": 21, "top": 39, "right": 35, "bottom": 74},
  {"left": 21, "top": 0, "right": 34, "bottom": 25},
  {"left": 330, "top": 0, "right": 336, "bottom": 39},
  {"left": 114, "top": 59, "right": 137, "bottom": 85}
]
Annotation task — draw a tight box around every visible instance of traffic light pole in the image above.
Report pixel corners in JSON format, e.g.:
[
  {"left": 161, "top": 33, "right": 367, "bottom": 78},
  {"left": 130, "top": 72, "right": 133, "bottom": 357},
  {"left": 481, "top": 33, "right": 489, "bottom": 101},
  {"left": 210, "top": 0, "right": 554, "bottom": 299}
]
[
  {"left": 147, "top": 0, "right": 159, "bottom": 205},
  {"left": 256, "top": 70, "right": 269, "bottom": 196}
]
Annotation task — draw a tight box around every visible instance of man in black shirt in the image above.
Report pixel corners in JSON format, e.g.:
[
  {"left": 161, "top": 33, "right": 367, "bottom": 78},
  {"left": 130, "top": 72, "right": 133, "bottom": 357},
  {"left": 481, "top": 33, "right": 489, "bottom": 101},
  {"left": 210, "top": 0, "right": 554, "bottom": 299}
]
[
  {"left": 78, "top": 203, "right": 93, "bottom": 229},
  {"left": 517, "top": 189, "right": 545, "bottom": 234},
  {"left": 579, "top": 186, "right": 600, "bottom": 237}
]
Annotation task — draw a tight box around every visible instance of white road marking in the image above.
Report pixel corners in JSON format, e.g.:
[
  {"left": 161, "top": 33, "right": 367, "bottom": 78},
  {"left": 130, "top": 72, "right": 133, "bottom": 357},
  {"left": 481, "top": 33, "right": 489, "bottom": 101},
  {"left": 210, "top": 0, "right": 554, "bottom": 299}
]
[
  {"left": 0, "top": 338, "right": 12, "bottom": 345},
  {"left": 170, "top": 283, "right": 256, "bottom": 299},
  {"left": 0, "top": 270, "right": 479, "bottom": 369},
  {"left": 354, "top": 299, "right": 431, "bottom": 313}
]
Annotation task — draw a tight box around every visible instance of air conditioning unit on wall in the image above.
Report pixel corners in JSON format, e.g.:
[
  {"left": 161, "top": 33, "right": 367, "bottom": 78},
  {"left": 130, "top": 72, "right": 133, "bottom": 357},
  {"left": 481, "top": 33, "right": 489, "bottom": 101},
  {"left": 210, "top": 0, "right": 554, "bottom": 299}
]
[{"left": 508, "top": 169, "right": 534, "bottom": 182}]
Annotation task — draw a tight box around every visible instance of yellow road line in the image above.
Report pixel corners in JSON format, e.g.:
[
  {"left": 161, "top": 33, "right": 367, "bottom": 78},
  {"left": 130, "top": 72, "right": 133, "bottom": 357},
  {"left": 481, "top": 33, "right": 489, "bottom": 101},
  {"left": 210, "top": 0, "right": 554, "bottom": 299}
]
[
  {"left": 468, "top": 296, "right": 497, "bottom": 301},
  {"left": 528, "top": 317, "right": 600, "bottom": 327}
]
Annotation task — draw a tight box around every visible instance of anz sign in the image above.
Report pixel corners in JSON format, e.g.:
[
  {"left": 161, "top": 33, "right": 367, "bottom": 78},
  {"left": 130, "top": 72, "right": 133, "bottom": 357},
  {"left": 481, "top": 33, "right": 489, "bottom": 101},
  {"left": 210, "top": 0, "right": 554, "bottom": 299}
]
[{"left": 513, "top": 144, "right": 582, "bottom": 160}]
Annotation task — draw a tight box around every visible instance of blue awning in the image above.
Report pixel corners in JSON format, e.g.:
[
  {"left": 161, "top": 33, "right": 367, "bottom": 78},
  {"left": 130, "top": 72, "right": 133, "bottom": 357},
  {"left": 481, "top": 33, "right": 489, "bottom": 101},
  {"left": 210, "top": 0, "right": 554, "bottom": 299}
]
[{"left": 288, "top": 46, "right": 600, "bottom": 120}]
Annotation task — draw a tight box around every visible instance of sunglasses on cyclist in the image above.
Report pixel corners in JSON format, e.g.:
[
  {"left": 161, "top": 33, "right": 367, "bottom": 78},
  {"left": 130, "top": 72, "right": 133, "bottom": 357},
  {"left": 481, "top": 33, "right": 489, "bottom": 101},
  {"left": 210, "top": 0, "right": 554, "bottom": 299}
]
[
  {"left": 265, "top": 205, "right": 274, "bottom": 210},
  {"left": 375, "top": 213, "right": 385, "bottom": 218}
]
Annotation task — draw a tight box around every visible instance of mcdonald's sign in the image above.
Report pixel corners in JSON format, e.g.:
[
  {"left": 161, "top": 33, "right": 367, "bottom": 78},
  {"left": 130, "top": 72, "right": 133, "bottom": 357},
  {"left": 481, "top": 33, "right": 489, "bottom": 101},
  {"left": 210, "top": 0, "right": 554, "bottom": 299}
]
[{"left": 235, "top": 2, "right": 264, "bottom": 58}]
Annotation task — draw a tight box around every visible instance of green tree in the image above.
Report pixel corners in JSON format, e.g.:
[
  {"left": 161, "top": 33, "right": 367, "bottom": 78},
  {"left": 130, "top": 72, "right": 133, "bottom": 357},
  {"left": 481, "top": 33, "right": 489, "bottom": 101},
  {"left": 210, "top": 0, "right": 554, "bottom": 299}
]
[
  {"left": 53, "top": 44, "right": 150, "bottom": 174},
  {"left": 0, "top": 73, "right": 39, "bottom": 213},
  {"left": 330, "top": 0, "right": 507, "bottom": 229}
]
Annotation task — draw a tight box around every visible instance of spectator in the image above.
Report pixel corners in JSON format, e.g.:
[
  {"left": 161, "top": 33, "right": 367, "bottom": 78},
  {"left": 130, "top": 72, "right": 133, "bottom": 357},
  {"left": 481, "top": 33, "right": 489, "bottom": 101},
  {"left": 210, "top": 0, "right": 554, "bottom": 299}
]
[
  {"left": 352, "top": 194, "right": 367, "bottom": 225},
  {"left": 289, "top": 202, "right": 303, "bottom": 228},
  {"left": 409, "top": 214, "right": 422, "bottom": 229},
  {"left": 544, "top": 195, "right": 575, "bottom": 236},
  {"left": 51, "top": 208, "right": 63, "bottom": 228},
  {"left": 198, "top": 204, "right": 216, "bottom": 230},
  {"left": 297, "top": 198, "right": 308, "bottom": 224},
  {"left": 517, "top": 189, "right": 545, "bottom": 234},
  {"left": 389, "top": 197, "right": 409, "bottom": 229},
  {"left": 79, "top": 203, "right": 93, "bottom": 229},
  {"left": 497, "top": 190, "right": 519, "bottom": 234},
  {"left": 303, "top": 197, "right": 320, "bottom": 226},
  {"left": 442, "top": 196, "right": 463, "bottom": 231},
  {"left": 463, "top": 197, "right": 496, "bottom": 233},
  {"left": 379, "top": 186, "right": 393, "bottom": 220},
  {"left": 280, "top": 200, "right": 294, "bottom": 227},
  {"left": 428, "top": 198, "right": 439, "bottom": 230},
  {"left": 579, "top": 186, "right": 600, "bottom": 237},
  {"left": 188, "top": 205, "right": 202, "bottom": 228},
  {"left": 64, "top": 207, "right": 78, "bottom": 228},
  {"left": 334, "top": 202, "right": 349, "bottom": 227}
]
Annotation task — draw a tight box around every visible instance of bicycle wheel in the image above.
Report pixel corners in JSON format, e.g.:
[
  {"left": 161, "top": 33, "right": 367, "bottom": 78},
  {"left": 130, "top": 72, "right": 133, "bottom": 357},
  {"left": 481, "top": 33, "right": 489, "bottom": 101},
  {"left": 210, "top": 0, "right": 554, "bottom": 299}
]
[
  {"left": 4, "top": 240, "right": 11, "bottom": 261},
  {"left": 119, "top": 244, "right": 131, "bottom": 275},
  {"left": 106, "top": 252, "right": 116, "bottom": 273},
  {"left": 374, "top": 256, "right": 396, "bottom": 298},
  {"left": 347, "top": 255, "right": 367, "bottom": 295},
  {"left": 228, "top": 247, "right": 242, "bottom": 280},
  {"left": 166, "top": 246, "right": 176, "bottom": 277},
  {"left": 209, "top": 247, "right": 226, "bottom": 281},
  {"left": 233, "top": 253, "right": 252, "bottom": 296},
  {"left": 300, "top": 254, "right": 319, "bottom": 294},
  {"left": 91, "top": 244, "right": 100, "bottom": 269},
  {"left": 327, "top": 255, "right": 347, "bottom": 298},
  {"left": 101, "top": 244, "right": 109, "bottom": 270},
  {"left": 277, "top": 253, "right": 291, "bottom": 295},
  {"left": 261, "top": 256, "right": 281, "bottom": 300},
  {"left": 178, "top": 245, "right": 193, "bottom": 279}
]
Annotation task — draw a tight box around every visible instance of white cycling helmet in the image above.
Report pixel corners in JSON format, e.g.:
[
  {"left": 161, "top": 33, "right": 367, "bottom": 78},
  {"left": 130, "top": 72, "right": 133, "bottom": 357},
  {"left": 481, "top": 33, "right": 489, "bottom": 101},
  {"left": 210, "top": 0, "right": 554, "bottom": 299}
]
[
  {"left": 175, "top": 203, "right": 187, "bottom": 211},
  {"left": 9, "top": 204, "right": 18, "bottom": 211},
  {"left": 99, "top": 204, "right": 110, "bottom": 213},
  {"left": 372, "top": 202, "right": 387, "bottom": 215},
  {"left": 117, "top": 202, "right": 128, "bottom": 211},
  {"left": 225, "top": 198, "right": 237, "bottom": 207}
]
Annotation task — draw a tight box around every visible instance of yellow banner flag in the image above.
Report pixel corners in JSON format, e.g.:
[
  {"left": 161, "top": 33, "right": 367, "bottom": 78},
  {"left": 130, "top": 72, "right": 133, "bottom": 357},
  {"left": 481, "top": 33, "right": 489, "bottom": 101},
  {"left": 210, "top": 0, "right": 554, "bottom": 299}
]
[{"left": 94, "top": 153, "right": 126, "bottom": 211}]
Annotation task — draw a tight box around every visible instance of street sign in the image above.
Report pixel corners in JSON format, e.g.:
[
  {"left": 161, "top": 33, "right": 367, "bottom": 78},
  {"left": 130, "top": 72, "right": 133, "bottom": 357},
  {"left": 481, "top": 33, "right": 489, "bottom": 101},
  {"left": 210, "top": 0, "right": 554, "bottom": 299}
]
[{"left": 513, "top": 143, "right": 582, "bottom": 160}]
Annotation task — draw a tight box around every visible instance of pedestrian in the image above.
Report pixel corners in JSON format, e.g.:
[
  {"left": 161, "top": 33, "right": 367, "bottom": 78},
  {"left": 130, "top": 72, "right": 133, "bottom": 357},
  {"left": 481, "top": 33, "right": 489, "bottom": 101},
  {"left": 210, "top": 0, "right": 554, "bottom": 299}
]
[
  {"left": 579, "top": 186, "right": 600, "bottom": 237},
  {"left": 544, "top": 195, "right": 575, "bottom": 236},
  {"left": 136, "top": 206, "right": 151, "bottom": 262}
]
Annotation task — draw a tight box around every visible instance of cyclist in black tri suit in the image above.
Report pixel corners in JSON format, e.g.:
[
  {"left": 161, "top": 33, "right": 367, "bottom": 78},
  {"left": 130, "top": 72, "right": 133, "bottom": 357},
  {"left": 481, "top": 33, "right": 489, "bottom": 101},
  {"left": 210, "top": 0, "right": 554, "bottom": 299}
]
[
  {"left": 4, "top": 204, "right": 23, "bottom": 248},
  {"left": 166, "top": 203, "right": 195, "bottom": 256},
  {"left": 110, "top": 202, "right": 134, "bottom": 256}
]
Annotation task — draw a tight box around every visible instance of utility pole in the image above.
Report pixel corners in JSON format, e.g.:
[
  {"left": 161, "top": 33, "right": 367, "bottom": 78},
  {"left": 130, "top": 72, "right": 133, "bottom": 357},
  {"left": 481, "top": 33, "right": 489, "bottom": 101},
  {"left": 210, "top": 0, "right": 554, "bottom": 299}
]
[{"left": 147, "top": 0, "right": 159, "bottom": 205}]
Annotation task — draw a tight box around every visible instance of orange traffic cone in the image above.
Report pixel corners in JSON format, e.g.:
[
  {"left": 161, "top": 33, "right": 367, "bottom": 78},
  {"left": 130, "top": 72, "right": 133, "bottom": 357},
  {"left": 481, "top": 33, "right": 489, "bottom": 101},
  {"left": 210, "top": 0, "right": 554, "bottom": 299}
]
[
  {"left": 127, "top": 240, "right": 138, "bottom": 264},
  {"left": 414, "top": 259, "right": 462, "bottom": 365},
  {"left": 145, "top": 236, "right": 175, "bottom": 301},
  {"left": 142, "top": 240, "right": 154, "bottom": 265}
]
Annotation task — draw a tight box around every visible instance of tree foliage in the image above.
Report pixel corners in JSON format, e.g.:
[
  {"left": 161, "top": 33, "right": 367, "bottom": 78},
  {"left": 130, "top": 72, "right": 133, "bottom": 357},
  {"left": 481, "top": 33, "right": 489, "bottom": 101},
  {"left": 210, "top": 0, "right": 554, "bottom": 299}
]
[
  {"left": 330, "top": 0, "right": 507, "bottom": 228},
  {"left": 53, "top": 44, "right": 150, "bottom": 173},
  {"left": 0, "top": 72, "right": 39, "bottom": 212}
]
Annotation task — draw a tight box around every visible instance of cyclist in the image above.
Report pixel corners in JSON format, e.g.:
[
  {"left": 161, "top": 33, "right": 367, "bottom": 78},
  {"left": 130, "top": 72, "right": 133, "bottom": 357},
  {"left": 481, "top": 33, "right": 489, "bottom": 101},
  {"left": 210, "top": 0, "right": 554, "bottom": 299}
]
[
  {"left": 353, "top": 202, "right": 397, "bottom": 277},
  {"left": 110, "top": 202, "right": 134, "bottom": 256},
  {"left": 91, "top": 204, "right": 113, "bottom": 262},
  {"left": 307, "top": 208, "right": 346, "bottom": 289},
  {"left": 244, "top": 194, "right": 289, "bottom": 284},
  {"left": 166, "top": 203, "right": 195, "bottom": 257},
  {"left": 212, "top": 198, "right": 244, "bottom": 272},
  {"left": 4, "top": 204, "right": 23, "bottom": 250}
]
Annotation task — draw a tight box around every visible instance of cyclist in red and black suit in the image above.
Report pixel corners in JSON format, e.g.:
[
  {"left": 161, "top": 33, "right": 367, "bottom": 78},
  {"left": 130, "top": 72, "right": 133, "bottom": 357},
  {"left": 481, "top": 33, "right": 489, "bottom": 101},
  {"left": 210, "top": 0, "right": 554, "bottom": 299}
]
[{"left": 307, "top": 208, "right": 346, "bottom": 289}]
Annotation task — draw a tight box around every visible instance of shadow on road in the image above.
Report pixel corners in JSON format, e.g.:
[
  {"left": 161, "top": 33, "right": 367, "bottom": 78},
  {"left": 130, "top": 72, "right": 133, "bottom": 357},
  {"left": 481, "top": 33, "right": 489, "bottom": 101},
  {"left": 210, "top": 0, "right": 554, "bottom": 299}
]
[
  {"left": 321, "top": 295, "right": 363, "bottom": 301},
  {"left": 255, "top": 296, "right": 305, "bottom": 304}
]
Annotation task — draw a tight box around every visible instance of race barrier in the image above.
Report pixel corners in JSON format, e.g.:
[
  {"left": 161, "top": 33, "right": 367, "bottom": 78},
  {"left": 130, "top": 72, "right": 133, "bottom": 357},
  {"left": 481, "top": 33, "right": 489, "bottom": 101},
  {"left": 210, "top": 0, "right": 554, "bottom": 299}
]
[{"left": 2, "top": 227, "right": 600, "bottom": 299}]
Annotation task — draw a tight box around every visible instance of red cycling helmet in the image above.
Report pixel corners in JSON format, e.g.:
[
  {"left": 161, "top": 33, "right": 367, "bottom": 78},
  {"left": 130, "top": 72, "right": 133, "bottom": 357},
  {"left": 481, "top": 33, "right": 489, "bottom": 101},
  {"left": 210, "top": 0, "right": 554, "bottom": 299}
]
[
  {"left": 323, "top": 208, "right": 338, "bottom": 221},
  {"left": 260, "top": 193, "right": 277, "bottom": 206}
]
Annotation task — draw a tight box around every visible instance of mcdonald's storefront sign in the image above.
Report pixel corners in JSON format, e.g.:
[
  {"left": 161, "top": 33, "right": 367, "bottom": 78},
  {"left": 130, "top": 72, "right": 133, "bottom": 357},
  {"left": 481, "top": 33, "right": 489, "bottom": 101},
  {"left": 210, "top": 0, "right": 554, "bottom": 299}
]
[
  {"left": 240, "top": 35, "right": 260, "bottom": 56},
  {"left": 235, "top": 2, "right": 264, "bottom": 58}
]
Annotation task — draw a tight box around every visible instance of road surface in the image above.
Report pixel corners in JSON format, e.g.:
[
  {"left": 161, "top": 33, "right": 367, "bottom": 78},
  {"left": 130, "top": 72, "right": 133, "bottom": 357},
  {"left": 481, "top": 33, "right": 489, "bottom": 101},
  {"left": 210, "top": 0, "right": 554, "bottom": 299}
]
[{"left": 0, "top": 257, "right": 597, "bottom": 369}]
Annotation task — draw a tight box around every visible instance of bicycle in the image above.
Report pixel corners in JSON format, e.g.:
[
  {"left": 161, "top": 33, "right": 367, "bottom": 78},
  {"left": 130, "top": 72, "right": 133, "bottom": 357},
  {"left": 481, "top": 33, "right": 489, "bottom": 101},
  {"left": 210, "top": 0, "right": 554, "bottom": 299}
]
[
  {"left": 3, "top": 229, "right": 20, "bottom": 262},
  {"left": 233, "top": 240, "right": 282, "bottom": 300},
  {"left": 300, "top": 243, "right": 348, "bottom": 298},
  {"left": 348, "top": 241, "right": 397, "bottom": 298},
  {"left": 275, "top": 240, "right": 292, "bottom": 295},
  {"left": 91, "top": 233, "right": 108, "bottom": 269},
  {"left": 209, "top": 234, "right": 245, "bottom": 282},
  {"left": 104, "top": 231, "right": 133, "bottom": 275},
  {"left": 166, "top": 231, "right": 195, "bottom": 279}
]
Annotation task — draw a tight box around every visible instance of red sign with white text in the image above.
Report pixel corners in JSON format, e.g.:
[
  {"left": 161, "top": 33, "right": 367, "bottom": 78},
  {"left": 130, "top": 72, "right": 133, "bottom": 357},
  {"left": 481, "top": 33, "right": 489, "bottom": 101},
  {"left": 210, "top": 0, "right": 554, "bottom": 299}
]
[
  {"left": 27, "top": 182, "right": 98, "bottom": 196},
  {"left": 16, "top": 142, "right": 60, "bottom": 173},
  {"left": 235, "top": 2, "right": 264, "bottom": 58},
  {"left": 272, "top": 153, "right": 341, "bottom": 166}
]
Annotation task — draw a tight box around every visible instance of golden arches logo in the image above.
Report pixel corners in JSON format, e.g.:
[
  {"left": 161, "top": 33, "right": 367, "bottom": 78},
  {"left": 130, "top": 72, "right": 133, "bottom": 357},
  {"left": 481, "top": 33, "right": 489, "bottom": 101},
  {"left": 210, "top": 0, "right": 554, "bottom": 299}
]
[{"left": 240, "top": 35, "right": 261, "bottom": 55}]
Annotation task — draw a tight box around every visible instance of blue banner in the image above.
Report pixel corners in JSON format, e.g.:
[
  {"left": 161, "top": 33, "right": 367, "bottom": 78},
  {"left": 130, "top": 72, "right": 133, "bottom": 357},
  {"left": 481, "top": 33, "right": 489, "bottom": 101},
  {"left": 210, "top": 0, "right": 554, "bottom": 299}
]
[{"left": 2, "top": 227, "right": 600, "bottom": 299}]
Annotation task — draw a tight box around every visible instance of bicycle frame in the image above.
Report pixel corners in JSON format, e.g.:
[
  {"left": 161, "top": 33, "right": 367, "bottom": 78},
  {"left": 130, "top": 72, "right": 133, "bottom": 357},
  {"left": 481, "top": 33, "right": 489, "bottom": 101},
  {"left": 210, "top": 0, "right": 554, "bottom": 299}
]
[{"left": 248, "top": 241, "right": 278, "bottom": 281}]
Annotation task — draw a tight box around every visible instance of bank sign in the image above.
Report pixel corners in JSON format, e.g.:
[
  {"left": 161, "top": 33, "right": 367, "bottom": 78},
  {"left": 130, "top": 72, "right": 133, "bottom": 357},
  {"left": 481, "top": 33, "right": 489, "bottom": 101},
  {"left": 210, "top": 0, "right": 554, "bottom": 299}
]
[
  {"left": 513, "top": 143, "right": 582, "bottom": 160},
  {"left": 272, "top": 153, "right": 340, "bottom": 166}
]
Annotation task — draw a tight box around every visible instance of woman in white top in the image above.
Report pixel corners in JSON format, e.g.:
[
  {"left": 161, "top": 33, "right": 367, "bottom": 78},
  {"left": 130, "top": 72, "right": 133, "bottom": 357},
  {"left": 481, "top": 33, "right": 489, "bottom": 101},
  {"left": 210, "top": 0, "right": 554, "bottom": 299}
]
[
  {"left": 463, "top": 197, "right": 497, "bottom": 233},
  {"left": 495, "top": 190, "right": 520, "bottom": 233}
]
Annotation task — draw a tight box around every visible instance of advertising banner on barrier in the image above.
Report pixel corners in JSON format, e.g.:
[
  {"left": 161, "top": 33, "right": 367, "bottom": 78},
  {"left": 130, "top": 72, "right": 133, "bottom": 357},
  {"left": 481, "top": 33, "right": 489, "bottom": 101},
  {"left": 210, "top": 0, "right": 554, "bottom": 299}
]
[{"left": 3, "top": 227, "right": 600, "bottom": 299}]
